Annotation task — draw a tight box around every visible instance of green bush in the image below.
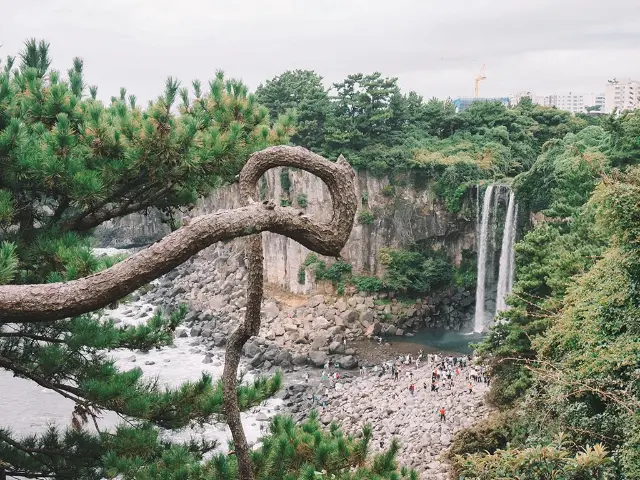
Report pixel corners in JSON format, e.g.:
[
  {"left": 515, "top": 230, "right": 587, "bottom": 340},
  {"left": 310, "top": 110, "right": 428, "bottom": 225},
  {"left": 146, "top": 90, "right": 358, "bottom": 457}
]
[
  {"left": 298, "top": 254, "right": 352, "bottom": 286},
  {"left": 433, "top": 161, "right": 483, "bottom": 212},
  {"left": 380, "top": 247, "right": 453, "bottom": 296},
  {"left": 296, "top": 193, "right": 308, "bottom": 208},
  {"left": 354, "top": 275, "right": 385, "bottom": 293},
  {"left": 320, "top": 260, "right": 352, "bottom": 283},
  {"left": 279, "top": 168, "right": 291, "bottom": 194},
  {"left": 358, "top": 210, "right": 375, "bottom": 225},
  {"left": 381, "top": 185, "right": 396, "bottom": 197},
  {"left": 279, "top": 198, "right": 291, "bottom": 207}
]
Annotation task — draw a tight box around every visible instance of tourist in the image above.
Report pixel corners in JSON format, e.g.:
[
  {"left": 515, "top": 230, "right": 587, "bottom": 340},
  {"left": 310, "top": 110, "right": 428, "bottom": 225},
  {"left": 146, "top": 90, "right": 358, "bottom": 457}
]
[
  {"left": 305, "top": 372, "right": 309, "bottom": 383},
  {"left": 409, "top": 383, "right": 415, "bottom": 395},
  {"left": 362, "top": 365, "right": 367, "bottom": 376},
  {"left": 468, "top": 382, "right": 473, "bottom": 394},
  {"left": 394, "top": 369, "right": 399, "bottom": 381},
  {"left": 439, "top": 406, "right": 446, "bottom": 422}
]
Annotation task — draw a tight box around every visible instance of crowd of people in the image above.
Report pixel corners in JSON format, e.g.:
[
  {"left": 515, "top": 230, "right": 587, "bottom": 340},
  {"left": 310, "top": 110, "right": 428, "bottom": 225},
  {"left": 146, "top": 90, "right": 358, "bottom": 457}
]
[{"left": 306, "top": 348, "right": 490, "bottom": 423}]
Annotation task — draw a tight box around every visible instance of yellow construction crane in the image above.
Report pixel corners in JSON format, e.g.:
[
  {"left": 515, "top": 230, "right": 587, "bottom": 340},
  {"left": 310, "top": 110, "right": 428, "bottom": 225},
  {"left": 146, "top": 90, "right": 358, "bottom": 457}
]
[
  {"left": 474, "top": 64, "right": 487, "bottom": 98},
  {"left": 440, "top": 58, "right": 487, "bottom": 97}
]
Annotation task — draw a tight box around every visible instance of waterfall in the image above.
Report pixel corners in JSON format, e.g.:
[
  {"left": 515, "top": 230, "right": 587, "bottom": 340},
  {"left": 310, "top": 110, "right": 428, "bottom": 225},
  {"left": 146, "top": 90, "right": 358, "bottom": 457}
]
[
  {"left": 495, "top": 191, "right": 518, "bottom": 313},
  {"left": 473, "top": 185, "right": 494, "bottom": 333}
]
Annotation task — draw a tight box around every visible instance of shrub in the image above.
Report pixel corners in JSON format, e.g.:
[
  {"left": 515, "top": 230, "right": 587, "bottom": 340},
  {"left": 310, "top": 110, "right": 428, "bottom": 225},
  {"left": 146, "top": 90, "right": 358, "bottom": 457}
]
[
  {"left": 380, "top": 247, "right": 453, "bottom": 296},
  {"left": 279, "top": 168, "right": 291, "bottom": 194},
  {"left": 280, "top": 198, "right": 291, "bottom": 207},
  {"left": 320, "top": 260, "right": 352, "bottom": 283},
  {"left": 358, "top": 209, "right": 375, "bottom": 225},
  {"left": 354, "top": 275, "right": 385, "bottom": 293},
  {"left": 296, "top": 193, "right": 308, "bottom": 208},
  {"left": 381, "top": 185, "right": 396, "bottom": 197}
]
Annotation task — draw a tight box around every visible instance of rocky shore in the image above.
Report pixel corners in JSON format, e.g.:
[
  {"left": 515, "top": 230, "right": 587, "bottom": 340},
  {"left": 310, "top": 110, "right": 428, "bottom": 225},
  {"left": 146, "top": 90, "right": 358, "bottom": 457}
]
[
  {"left": 274, "top": 358, "right": 490, "bottom": 480},
  {"left": 137, "top": 241, "right": 476, "bottom": 372}
]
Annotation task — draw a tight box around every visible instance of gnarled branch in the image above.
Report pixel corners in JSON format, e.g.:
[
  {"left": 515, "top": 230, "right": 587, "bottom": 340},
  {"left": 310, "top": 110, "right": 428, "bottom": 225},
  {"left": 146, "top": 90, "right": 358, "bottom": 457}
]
[
  {"left": 221, "top": 147, "right": 356, "bottom": 480},
  {"left": 0, "top": 146, "right": 356, "bottom": 324}
]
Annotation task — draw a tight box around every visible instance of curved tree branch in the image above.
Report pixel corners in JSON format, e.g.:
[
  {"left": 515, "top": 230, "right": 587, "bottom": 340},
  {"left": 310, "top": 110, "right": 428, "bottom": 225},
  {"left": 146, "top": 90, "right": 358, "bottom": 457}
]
[
  {"left": 0, "top": 146, "right": 356, "bottom": 323},
  {"left": 221, "top": 146, "right": 356, "bottom": 480}
]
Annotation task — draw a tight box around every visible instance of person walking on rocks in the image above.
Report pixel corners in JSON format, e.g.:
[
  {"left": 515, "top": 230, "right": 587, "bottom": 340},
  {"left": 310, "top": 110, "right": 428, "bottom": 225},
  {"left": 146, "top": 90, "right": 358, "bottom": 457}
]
[
  {"left": 468, "top": 382, "right": 473, "bottom": 394},
  {"left": 439, "top": 406, "right": 446, "bottom": 422},
  {"left": 305, "top": 372, "right": 309, "bottom": 384},
  {"left": 409, "top": 383, "right": 415, "bottom": 395},
  {"left": 394, "top": 369, "right": 399, "bottom": 381}
]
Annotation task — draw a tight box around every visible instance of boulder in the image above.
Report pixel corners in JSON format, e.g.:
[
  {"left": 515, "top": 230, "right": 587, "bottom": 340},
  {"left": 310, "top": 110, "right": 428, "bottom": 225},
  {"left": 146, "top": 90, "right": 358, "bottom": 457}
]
[
  {"left": 202, "top": 355, "right": 213, "bottom": 364},
  {"left": 336, "top": 355, "right": 358, "bottom": 369},
  {"left": 344, "top": 310, "right": 358, "bottom": 324},
  {"left": 328, "top": 341, "right": 345, "bottom": 354},
  {"left": 335, "top": 300, "right": 347, "bottom": 312},
  {"left": 175, "top": 328, "right": 188, "bottom": 338},
  {"left": 312, "top": 316, "right": 330, "bottom": 330},
  {"left": 292, "top": 354, "right": 308, "bottom": 366},
  {"left": 308, "top": 351, "right": 328, "bottom": 368},
  {"left": 307, "top": 295, "right": 325, "bottom": 308},
  {"left": 274, "top": 350, "right": 293, "bottom": 367},
  {"left": 250, "top": 353, "right": 264, "bottom": 368},
  {"left": 201, "top": 328, "right": 213, "bottom": 338},
  {"left": 211, "top": 334, "right": 226, "bottom": 346},
  {"left": 190, "top": 327, "right": 202, "bottom": 337},
  {"left": 310, "top": 334, "right": 329, "bottom": 350},
  {"left": 243, "top": 341, "right": 261, "bottom": 357},
  {"left": 359, "top": 310, "right": 374, "bottom": 326}
]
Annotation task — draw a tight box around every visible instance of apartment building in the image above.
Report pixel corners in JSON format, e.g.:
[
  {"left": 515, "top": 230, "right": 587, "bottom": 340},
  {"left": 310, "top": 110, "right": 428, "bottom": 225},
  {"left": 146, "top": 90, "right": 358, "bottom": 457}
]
[{"left": 605, "top": 78, "right": 640, "bottom": 113}]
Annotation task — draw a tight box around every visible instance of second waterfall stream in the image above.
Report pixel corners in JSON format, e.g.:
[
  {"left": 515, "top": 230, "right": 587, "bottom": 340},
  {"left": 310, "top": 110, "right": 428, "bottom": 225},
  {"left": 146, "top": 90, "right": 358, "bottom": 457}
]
[{"left": 473, "top": 185, "right": 519, "bottom": 333}]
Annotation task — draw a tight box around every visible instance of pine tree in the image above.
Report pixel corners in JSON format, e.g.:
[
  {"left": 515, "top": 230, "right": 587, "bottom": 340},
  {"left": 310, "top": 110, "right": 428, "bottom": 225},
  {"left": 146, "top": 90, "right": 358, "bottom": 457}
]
[{"left": 0, "top": 40, "right": 361, "bottom": 479}]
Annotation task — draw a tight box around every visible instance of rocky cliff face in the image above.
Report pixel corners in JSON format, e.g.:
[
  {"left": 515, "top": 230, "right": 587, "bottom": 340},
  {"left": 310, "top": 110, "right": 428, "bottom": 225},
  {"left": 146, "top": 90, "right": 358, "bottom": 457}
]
[{"left": 95, "top": 168, "right": 476, "bottom": 295}]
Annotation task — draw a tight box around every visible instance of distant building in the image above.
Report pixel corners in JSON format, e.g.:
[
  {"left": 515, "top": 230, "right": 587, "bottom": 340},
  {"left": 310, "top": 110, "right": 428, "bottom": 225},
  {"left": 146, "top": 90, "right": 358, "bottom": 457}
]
[
  {"left": 512, "top": 91, "right": 606, "bottom": 114},
  {"left": 509, "top": 91, "right": 534, "bottom": 106},
  {"left": 605, "top": 78, "right": 640, "bottom": 113},
  {"left": 452, "top": 97, "right": 510, "bottom": 113}
]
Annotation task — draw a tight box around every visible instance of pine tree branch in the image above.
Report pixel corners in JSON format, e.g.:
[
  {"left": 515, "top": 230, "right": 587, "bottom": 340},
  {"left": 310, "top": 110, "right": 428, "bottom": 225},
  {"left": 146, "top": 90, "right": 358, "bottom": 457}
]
[{"left": 0, "top": 146, "right": 356, "bottom": 323}]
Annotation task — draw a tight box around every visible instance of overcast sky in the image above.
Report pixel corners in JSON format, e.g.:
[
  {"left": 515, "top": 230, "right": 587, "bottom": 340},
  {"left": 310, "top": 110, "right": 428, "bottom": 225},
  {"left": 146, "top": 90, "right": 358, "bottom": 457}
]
[{"left": 2, "top": 0, "right": 639, "bottom": 104}]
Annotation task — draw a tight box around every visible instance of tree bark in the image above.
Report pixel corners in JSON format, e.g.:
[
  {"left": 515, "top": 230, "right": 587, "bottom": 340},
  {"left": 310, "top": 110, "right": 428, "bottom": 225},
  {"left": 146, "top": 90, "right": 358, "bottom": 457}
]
[
  {"left": 0, "top": 146, "right": 357, "bottom": 324},
  {"left": 222, "top": 147, "right": 356, "bottom": 480}
]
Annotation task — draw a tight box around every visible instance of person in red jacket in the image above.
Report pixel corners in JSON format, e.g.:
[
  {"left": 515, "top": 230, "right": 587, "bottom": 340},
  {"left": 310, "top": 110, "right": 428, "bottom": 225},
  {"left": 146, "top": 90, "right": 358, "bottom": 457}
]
[{"left": 439, "top": 407, "right": 446, "bottom": 422}]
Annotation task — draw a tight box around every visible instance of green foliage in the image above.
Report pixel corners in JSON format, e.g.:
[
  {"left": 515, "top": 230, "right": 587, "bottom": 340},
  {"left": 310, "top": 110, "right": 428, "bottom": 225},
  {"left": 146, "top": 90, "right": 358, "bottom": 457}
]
[
  {"left": 0, "top": 40, "right": 292, "bottom": 480},
  {"left": 381, "top": 185, "right": 396, "bottom": 197},
  {"left": 358, "top": 209, "right": 375, "bottom": 225},
  {"left": 280, "top": 198, "right": 291, "bottom": 207},
  {"left": 462, "top": 128, "right": 640, "bottom": 477},
  {"left": 0, "top": 39, "right": 292, "bottom": 284},
  {"left": 0, "top": 241, "right": 18, "bottom": 285},
  {"left": 99, "top": 412, "right": 416, "bottom": 479},
  {"left": 279, "top": 168, "right": 291, "bottom": 194},
  {"left": 354, "top": 275, "right": 385, "bottom": 293},
  {"left": 452, "top": 440, "right": 614, "bottom": 480},
  {"left": 296, "top": 192, "right": 308, "bottom": 208},
  {"left": 379, "top": 247, "right": 453, "bottom": 296},
  {"left": 256, "top": 70, "right": 331, "bottom": 151}
]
